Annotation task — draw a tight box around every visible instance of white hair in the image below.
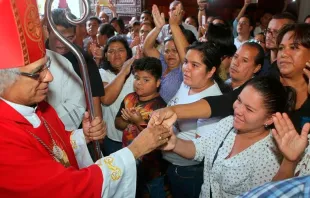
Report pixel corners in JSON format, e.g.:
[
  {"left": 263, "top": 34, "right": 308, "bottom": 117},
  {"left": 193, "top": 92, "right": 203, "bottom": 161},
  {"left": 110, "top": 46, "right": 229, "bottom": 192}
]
[{"left": 0, "top": 68, "right": 19, "bottom": 95}]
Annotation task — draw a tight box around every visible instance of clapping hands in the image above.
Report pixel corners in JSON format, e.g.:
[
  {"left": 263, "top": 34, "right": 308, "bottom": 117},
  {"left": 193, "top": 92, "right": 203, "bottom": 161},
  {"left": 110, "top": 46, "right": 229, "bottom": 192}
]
[
  {"left": 121, "top": 107, "right": 145, "bottom": 126},
  {"left": 152, "top": 5, "right": 165, "bottom": 30}
]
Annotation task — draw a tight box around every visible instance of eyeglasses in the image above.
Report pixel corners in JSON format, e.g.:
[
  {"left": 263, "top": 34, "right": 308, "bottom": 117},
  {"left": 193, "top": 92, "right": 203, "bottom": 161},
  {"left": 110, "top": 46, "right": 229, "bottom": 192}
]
[
  {"left": 164, "top": 36, "right": 173, "bottom": 43},
  {"left": 264, "top": 28, "right": 279, "bottom": 38},
  {"left": 164, "top": 49, "right": 178, "bottom": 54},
  {"left": 107, "top": 48, "right": 126, "bottom": 55},
  {"left": 249, "top": 39, "right": 265, "bottom": 45},
  {"left": 18, "top": 57, "right": 51, "bottom": 81},
  {"left": 238, "top": 21, "right": 250, "bottom": 26}
]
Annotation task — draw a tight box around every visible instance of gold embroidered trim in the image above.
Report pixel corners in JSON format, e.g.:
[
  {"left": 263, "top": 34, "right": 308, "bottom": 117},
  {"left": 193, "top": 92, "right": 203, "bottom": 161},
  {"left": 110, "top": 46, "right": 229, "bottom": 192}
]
[
  {"left": 24, "top": 0, "right": 45, "bottom": 57},
  {"left": 103, "top": 157, "right": 122, "bottom": 181},
  {"left": 24, "top": 0, "right": 42, "bottom": 42},
  {"left": 11, "top": 0, "right": 30, "bottom": 65},
  {"left": 70, "top": 131, "right": 78, "bottom": 150}
]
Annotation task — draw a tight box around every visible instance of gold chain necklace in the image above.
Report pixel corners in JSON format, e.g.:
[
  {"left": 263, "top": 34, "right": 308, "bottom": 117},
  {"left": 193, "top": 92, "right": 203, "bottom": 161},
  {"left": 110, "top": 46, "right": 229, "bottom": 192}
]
[{"left": 25, "top": 118, "right": 71, "bottom": 167}]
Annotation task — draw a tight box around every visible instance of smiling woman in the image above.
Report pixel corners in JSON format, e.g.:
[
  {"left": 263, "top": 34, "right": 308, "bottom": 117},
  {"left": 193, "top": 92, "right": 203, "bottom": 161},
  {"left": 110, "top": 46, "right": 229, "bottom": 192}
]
[
  {"left": 276, "top": 23, "right": 310, "bottom": 131},
  {"left": 160, "top": 76, "right": 296, "bottom": 197}
]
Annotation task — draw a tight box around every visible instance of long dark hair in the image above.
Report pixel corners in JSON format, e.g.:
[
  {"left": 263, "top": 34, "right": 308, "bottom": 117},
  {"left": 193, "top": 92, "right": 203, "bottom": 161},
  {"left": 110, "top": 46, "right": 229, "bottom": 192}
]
[
  {"left": 276, "top": 23, "right": 310, "bottom": 49},
  {"left": 186, "top": 41, "right": 227, "bottom": 93},
  {"left": 206, "top": 23, "right": 236, "bottom": 57},
  {"left": 101, "top": 35, "right": 132, "bottom": 74}
]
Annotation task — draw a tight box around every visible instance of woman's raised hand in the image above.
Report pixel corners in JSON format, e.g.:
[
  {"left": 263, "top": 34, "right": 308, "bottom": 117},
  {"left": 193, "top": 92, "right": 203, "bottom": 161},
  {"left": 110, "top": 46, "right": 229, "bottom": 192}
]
[
  {"left": 169, "top": 3, "right": 183, "bottom": 26},
  {"left": 120, "top": 57, "right": 135, "bottom": 75},
  {"left": 152, "top": 5, "right": 165, "bottom": 30},
  {"left": 272, "top": 113, "right": 310, "bottom": 162}
]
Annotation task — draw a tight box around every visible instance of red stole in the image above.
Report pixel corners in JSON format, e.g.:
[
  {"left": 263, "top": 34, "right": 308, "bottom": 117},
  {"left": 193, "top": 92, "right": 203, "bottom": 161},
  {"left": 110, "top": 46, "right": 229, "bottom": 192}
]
[{"left": 0, "top": 100, "right": 103, "bottom": 197}]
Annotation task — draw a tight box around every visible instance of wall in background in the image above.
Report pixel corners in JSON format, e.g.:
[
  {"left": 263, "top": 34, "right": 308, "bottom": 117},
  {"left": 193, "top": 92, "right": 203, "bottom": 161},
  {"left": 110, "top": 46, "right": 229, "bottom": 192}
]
[{"left": 144, "top": 0, "right": 298, "bottom": 23}]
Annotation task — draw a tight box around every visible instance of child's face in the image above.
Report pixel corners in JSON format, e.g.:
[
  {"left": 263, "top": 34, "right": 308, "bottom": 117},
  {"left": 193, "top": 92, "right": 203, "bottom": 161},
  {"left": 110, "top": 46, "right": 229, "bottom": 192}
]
[{"left": 134, "top": 70, "right": 160, "bottom": 98}]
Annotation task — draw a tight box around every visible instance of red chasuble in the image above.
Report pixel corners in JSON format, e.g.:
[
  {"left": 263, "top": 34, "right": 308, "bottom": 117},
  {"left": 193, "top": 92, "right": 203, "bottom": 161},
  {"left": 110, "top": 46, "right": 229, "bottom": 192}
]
[{"left": 0, "top": 100, "right": 103, "bottom": 197}]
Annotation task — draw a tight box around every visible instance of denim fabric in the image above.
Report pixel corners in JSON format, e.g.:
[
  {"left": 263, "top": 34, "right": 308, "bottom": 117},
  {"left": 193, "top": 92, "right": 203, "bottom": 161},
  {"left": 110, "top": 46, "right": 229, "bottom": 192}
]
[
  {"left": 102, "top": 137, "right": 122, "bottom": 156},
  {"left": 166, "top": 163, "right": 203, "bottom": 198},
  {"left": 136, "top": 162, "right": 168, "bottom": 198},
  {"left": 145, "top": 176, "right": 166, "bottom": 198}
]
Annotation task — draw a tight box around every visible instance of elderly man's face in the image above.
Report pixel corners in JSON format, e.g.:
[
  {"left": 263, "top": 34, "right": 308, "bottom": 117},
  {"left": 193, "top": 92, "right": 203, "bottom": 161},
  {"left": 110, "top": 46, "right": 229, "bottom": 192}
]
[
  {"left": 99, "top": 12, "right": 109, "bottom": 23},
  {"left": 2, "top": 57, "right": 53, "bottom": 106}
]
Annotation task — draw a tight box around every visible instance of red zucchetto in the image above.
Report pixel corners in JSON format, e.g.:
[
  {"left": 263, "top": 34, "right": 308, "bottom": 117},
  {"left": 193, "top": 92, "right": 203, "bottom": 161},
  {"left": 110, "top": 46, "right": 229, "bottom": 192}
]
[{"left": 0, "top": 0, "right": 46, "bottom": 69}]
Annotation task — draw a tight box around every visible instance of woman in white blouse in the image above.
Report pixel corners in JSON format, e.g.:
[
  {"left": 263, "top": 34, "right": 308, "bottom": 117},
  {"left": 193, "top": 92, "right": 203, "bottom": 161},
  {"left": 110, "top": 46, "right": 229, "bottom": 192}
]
[
  {"left": 164, "top": 42, "right": 226, "bottom": 198},
  {"left": 161, "top": 77, "right": 296, "bottom": 197},
  {"left": 99, "top": 35, "right": 135, "bottom": 156}
]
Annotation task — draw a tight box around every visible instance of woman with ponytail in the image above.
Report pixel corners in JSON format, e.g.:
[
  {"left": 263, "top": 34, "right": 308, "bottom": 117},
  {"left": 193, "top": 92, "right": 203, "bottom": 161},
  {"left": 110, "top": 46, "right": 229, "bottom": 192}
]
[{"left": 161, "top": 76, "right": 296, "bottom": 197}]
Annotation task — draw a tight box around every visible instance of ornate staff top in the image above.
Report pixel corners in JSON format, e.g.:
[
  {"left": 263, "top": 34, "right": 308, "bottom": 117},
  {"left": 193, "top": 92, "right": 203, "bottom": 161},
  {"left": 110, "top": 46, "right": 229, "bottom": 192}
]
[{"left": 45, "top": 0, "right": 102, "bottom": 160}]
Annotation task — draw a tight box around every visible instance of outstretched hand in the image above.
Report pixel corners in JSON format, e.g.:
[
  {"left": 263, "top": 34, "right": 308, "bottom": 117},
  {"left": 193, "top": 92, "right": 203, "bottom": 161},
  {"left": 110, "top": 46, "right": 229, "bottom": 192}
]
[
  {"left": 169, "top": 3, "right": 183, "bottom": 26},
  {"left": 128, "top": 125, "right": 172, "bottom": 159},
  {"left": 244, "top": 0, "right": 251, "bottom": 6},
  {"left": 197, "top": 0, "right": 209, "bottom": 8},
  {"left": 106, "top": 0, "right": 116, "bottom": 12},
  {"left": 148, "top": 107, "right": 177, "bottom": 128},
  {"left": 152, "top": 5, "right": 165, "bottom": 29},
  {"left": 272, "top": 113, "right": 310, "bottom": 162},
  {"left": 121, "top": 57, "right": 135, "bottom": 75}
]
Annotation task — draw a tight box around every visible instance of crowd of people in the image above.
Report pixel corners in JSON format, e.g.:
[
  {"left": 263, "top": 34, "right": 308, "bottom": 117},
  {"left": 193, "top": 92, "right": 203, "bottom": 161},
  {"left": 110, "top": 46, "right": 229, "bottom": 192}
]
[{"left": 0, "top": 0, "right": 310, "bottom": 197}]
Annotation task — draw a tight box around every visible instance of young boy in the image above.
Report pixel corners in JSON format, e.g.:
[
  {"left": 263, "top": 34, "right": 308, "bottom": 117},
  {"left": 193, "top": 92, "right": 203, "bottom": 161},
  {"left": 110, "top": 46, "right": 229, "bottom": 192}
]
[{"left": 115, "top": 57, "right": 168, "bottom": 198}]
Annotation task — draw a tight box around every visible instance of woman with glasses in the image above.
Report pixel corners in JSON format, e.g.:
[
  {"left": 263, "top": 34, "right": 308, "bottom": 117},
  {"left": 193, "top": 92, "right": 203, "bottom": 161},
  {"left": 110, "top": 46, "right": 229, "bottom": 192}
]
[
  {"left": 143, "top": 5, "right": 192, "bottom": 103},
  {"left": 99, "top": 35, "right": 135, "bottom": 156}
]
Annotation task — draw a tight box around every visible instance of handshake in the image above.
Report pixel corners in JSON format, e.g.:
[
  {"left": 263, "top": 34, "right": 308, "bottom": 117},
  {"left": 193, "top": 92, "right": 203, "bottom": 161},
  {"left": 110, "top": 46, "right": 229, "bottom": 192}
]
[{"left": 127, "top": 107, "right": 178, "bottom": 159}]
